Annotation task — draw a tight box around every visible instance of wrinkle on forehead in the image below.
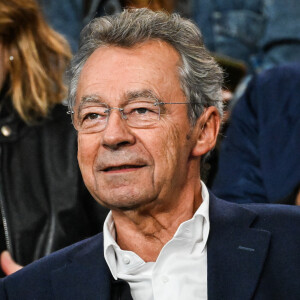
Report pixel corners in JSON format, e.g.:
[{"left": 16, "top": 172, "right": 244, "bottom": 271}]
[
  {"left": 79, "top": 39, "right": 182, "bottom": 82},
  {"left": 77, "top": 89, "right": 163, "bottom": 110},
  {"left": 76, "top": 40, "right": 185, "bottom": 108}
]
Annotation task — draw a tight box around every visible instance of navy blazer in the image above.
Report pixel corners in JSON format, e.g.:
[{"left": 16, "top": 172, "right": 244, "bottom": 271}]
[{"left": 1, "top": 194, "right": 300, "bottom": 299}]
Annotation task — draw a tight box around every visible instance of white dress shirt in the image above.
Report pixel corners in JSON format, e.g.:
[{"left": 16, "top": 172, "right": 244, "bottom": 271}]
[{"left": 104, "top": 181, "right": 210, "bottom": 300}]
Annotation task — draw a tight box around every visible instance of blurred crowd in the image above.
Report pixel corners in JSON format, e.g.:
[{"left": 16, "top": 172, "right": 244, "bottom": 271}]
[{"left": 0, "top": 0, "right": 299, "bottom": 276}]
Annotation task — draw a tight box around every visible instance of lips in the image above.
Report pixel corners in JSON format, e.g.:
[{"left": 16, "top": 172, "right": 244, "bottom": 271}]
[
  {"left": 103, "top": 164, "right": 145, "bottom": 172},
  {"left": 96, "top": 152, "right": 149, "bottom": 173}
]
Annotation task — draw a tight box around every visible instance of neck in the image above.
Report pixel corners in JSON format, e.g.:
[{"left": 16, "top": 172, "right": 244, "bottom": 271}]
[{"left": 111, "top": 178, "right": 202, "bottom": 262}]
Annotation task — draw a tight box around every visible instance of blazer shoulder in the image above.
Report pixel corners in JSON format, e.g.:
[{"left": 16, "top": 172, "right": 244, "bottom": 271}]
[
  {"left": 242, "top": 203, "right": 300, "bottom": 234},
  {"left": 209, "top": 192, "right": 300, "bottom": 232},
  {"left": 241, "top": 202, "right": 300, "bottom": 222},
  {"left": 1, "top": 233, "right": 104, "bottom": 299}
]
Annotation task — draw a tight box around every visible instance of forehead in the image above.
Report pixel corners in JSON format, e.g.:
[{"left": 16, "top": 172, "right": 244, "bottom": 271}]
[{"left": 76, "top": 40, "right": 183, "bottom": 106}]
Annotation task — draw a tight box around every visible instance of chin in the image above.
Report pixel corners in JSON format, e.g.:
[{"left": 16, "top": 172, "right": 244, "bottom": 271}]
[{"left": 95, "top": 188, "right": 157, "bottom": 211}]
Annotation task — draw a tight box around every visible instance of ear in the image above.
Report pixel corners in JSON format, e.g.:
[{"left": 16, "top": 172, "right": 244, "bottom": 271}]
[{"left": 191, "top": 106, "right": 221, "bottom": 157}]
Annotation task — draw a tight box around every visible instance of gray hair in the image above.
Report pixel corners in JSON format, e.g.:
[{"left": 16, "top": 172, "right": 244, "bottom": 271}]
[{"left": 67, "top": 8, "right": 223, "bottom": 124}]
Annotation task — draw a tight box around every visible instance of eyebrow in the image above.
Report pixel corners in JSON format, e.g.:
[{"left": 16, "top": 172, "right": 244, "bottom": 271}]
[
  {"left": 77, "top": 89, "right": 162, "bottom": 117},
  {"left": 126, "top": 89, "right": 161, "bottom": 102},
  {"left": 77, "top": 95, "right": 104, "bottom": 118},
  {"left": 79, "top": 94, "right": 104, "bottom": 107}
]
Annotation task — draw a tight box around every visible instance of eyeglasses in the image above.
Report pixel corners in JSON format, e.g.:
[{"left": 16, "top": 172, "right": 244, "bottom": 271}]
[{"left": 68, "top": 100, "right": 196, "bottom": 134}]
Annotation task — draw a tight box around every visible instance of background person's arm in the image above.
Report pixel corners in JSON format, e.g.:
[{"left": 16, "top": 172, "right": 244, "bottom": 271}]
[{"left": 0, "top": 251, "right": 22, "bottom": 276}]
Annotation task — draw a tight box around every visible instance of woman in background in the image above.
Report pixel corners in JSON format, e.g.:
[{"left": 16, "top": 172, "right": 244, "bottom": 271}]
[{"left": 0, "top": 0, "right": 107, "bottom": 276}]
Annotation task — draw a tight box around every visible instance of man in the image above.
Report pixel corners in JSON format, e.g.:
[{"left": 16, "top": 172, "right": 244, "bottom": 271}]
[{"left": 0, "top": 8, "right": 299, "bottom": 300}]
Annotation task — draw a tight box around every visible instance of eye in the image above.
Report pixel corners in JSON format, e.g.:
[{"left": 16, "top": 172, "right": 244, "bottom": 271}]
[
  {"left": 80, "top": 107, "right": 108, "bottom": 123},
  {"left": 127, "top": 102, "right": 159, "bottom": 115},
  {"left": 83, "top": 113, "right": 100, "bottom": 120},
  {"left": 133, "top": 107, "right": 150, "bottom": 114}
]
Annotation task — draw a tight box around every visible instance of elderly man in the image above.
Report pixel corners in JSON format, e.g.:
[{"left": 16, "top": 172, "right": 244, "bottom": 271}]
[{"left": 1, "top": 8, "right": 299, "bottom": 300}]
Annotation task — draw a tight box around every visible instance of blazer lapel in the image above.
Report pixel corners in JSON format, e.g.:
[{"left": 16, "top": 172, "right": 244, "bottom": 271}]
[
  {"left": 207, "top": 194, "right": 271, "bottom": 300},
  {"left": 51, "top": 235, "right": 113, "bottom": 300}
]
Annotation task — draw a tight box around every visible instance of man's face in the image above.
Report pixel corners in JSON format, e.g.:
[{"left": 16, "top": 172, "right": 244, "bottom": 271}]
[{"left": 76, "top": 40, "right": 201, "bottom": 211}]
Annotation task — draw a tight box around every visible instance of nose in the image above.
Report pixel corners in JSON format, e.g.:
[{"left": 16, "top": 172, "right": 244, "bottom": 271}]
[{"left": 101, "top": 109, "right": 135, "bottom": 150}]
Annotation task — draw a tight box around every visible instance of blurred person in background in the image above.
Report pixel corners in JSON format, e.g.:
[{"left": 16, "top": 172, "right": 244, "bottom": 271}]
[
  {"left": 192, "top": 0, "right": 300, "bottom": 109},
  {"left": 36, "top": 0, "right": 106, "bottom": 53},
  {"left": 192, "top": 0, "right": 300, "bottom": 74},
  {"left": 36, "top": 0, "right": 181, "bottom": 53},
  {"left": 212, "top": 63, "right": 300, "bottom": 205},
  {"left": 0, "top": 0, "right": 108, "bottom": 276},
  {"left": 191, "top": 0, "right": 300, "bottom": 187}
]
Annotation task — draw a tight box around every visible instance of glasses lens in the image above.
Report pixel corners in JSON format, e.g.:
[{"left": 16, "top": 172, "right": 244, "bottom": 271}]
[
  {"left": 124, "top": 101, "right": 160, "bottom": 128},
  {"left": 73, "top": 101, "right": 161, "bottom": 133},
  {"left": 75, "top": 104, "right": 108, "bottom": 133}
]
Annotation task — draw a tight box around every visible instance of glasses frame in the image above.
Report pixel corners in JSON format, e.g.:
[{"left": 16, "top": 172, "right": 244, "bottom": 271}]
[{"left": 67, "top": 101, "right": 199, "bottom": 133}]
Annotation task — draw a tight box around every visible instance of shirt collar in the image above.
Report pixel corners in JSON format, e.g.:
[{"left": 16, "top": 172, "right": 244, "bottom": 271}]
[
  {"left": 103, "top": 211, "right": 118, "bottom": 279},
  {"left": 103, "top": 181, "right": 210, "bottom": 279}
]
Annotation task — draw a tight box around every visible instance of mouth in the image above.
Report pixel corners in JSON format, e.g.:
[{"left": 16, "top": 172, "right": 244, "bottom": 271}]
[{"left": 102, "top": 164, "right": 146, "bottom": 173}]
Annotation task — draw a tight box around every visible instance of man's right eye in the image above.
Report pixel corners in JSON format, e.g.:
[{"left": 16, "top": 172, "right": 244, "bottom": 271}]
[{"left": 83, "top": 113, "right": 100, "bottom": 120}]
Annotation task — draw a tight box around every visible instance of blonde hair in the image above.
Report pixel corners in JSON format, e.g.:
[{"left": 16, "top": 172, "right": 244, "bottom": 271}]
[{"left": 0, "top": 0, "right": 71, "bottom": 123}]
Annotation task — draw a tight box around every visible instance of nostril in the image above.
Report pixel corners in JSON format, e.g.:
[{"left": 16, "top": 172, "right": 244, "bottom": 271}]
[
  {"left": 118, "top": 141, "right": 131, "bottom": 147},
  {"left": 104, "top": 140, "right": 131, "bottom": 151}
]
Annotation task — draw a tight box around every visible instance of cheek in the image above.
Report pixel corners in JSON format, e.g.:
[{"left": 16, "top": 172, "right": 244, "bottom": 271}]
[
  {"left": 165, "top": 129, "right": 181, "bottom": 167},
  {"left": 159, "top": 120, "right": 194, "bottom": 177},
  {"left": 77, "top": 134, "right": 100, "bottom": 175},
  {"left": 150, "top": 125, "right": 182, "bottom": 177}
]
